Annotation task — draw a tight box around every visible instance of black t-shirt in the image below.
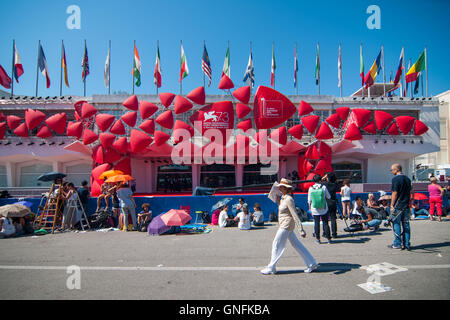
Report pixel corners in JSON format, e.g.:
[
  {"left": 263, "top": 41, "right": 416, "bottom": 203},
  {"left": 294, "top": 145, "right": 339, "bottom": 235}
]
[
  {"left": 77, "top": 187, "right": 89, "bottom": 205},
  {"left": 323, "top": 182, "right": 338, "bottom": 201},
  {"left": 391, "top": 174, "right": 411, "bottom": 209}
]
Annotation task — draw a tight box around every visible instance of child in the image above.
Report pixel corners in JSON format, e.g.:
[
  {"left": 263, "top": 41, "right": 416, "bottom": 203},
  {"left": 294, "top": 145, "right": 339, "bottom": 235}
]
[
  {"left": 137, "top": 203, "right": 152, "bottom": 232},
  {"left": 340, "top": 179, "right": 352, "bottom": 219}
]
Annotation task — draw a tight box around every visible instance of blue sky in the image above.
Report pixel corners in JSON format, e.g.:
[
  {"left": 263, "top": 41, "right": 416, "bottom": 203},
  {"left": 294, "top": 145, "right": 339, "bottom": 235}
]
[{"left": 0, "top": 0, "right": 449, "bottom": 97}]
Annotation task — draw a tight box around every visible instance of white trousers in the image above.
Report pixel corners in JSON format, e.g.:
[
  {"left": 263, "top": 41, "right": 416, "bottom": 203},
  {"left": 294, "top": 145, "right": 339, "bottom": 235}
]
[{"left": 267, "top": 227, "right": 316, "bottom": 271}]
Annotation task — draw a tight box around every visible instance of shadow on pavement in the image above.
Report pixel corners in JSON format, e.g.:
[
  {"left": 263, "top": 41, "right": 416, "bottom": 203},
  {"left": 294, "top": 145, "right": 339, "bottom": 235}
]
[
  {"left": 409, "top": 241, "right": 450, "bottom": 253},
  {"left": 275, "top": 262, "right": 362, "bottom": 275}
]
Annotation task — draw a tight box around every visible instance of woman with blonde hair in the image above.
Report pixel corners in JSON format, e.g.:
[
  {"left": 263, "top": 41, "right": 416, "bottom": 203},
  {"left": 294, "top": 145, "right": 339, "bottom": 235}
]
[{"left": 428, "top": 176, "right": 444, "bottom": 222}]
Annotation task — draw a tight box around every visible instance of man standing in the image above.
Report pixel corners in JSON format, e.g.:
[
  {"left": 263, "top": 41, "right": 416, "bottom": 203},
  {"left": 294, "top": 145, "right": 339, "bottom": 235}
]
[
  {"left": 308, "top": 174, "right": 332, "bottom": 244},
  {"left": 77, "top": 180, "right": 90, "bottom": 215},
  {"left": 323, "top": 173, "right": 339, "bottom": 238},
  {"left": 389, "top": 163, "right": 412, "bottom": 250}
]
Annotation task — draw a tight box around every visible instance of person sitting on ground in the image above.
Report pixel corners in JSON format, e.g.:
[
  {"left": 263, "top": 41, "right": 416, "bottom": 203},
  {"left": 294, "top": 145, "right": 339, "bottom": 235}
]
[
  {"left": 251, "top": 203, "right": 265, "bottom": 227},
  {"left": 96, "top": 182, "right": 112, "bottom": 212},
  {"left": 360, "top": 207, "right": 382, "bottom": 231},
  {"left": 235, "top": 198, "right": 248, "bottom": 216},
  {"left": 379, "top": 195, "right": 391, "bottom": 217},
  {"left": 365, "top": 193, "right": 387, "bottom": 220},
  {"left": 410, "top": 200, "right": 429, "bottom": 219},
  {"left": 211, "top": 207, "right": 221, "bottom": 225},
  {"left": 218, "top": 204, "right": 236, "bottom": 228},
  {"left": 234, "top": 206, "right": 251, "bottom": 230},
  {"left": 137, "top": 203, "right": 152, "bottom": 232},
  {"left": 0, "top": 214, "right": 16, "bottom": 238}
]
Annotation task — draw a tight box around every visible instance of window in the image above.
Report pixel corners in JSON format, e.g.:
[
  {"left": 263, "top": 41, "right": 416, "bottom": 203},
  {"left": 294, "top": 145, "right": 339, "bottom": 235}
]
[
  {"left": 200, "top": 164, "right": 235, "bottom": 188},
  {"left": 65, "top": 163, "right": 91, "bottom": 187},
  {"left": 19, "top": 163, "right": 53, "bottom": 187},
  {"left": 0, "top": 165, "right": 7, "bottom": 187},
  {"left": 157, "top": 164, "right": 192, "bottom": 192},
  {"left": 243, "top": 164, "right": 278, "bottom": 187},
  {"left": 332, "top": 162, "right": 363, "bottom": 183}
]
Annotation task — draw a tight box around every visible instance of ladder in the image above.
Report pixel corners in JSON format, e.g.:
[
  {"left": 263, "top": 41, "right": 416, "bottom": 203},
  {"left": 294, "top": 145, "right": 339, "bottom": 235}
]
[
  {"left": 63, "top": 191, "right": 91, "bottom": 231},
  {"left": 35, "top": 183, "right": 63, "bottom": 234}
]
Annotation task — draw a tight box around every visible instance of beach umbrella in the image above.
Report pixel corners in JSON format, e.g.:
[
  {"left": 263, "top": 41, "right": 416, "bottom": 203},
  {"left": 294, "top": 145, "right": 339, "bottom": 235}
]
[
  {"left": 37, "top": 172, "right": 66, "bottom": 182},
  {"left": 105, "top": 174, "right": 134, "bottom": 183},
  {"left": 99, "top": 170, "right": 124, "bottom": 180},
  {"left": 211, "top": 198, "right": 232, "bottom": 211},
  {"left": 160, "top": 209, "right": 191, "bottom": 226},
  {"left": 412, "top": 193, "right": 428, "bottom": 200},
  {"left": 0, "top": 204, "right": 31, "bottom": 218},
  {"left": 147, "top": 214, "right": 171, "bottom": 235}
]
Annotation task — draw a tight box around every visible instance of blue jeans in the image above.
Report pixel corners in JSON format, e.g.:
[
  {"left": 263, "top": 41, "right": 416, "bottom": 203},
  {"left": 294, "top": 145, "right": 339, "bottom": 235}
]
[
  {"left": 367, "top": 219, "right": 381, "bottom": 228},
  {"left": 411, "top": 208, "right": 429, "bottom": 216},
  {"left": 392, "top": 208, "right": 411, "bottom": 247}
]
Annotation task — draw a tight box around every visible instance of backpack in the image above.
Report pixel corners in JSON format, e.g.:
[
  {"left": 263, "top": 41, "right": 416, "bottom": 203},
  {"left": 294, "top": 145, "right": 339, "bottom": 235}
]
[{"left": 310, "top": 185, "right": 326, "bottom": 209}]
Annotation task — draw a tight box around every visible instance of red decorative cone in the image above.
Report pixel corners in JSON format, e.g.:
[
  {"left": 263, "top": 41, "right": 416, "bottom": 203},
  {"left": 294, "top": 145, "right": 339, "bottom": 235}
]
[
  {"left": 186, "top": 86, "right": 206, "bottom": 105},
  {"left": 315, "top": 122, "right": 334, "bottom": 140},
  {"left": 66, "top": 121, "right": 83, "bottom": 139},
  {"left": 304, "top": 160, "right": 314, "bottom": 173},
  {"left": 122, "top": 95, "right": 139, "bottom": 111},
  {"left": 326, "top": 113, "right": 341, "bottom": 129},
  {"left": 92, "top": 163, "right": 112, "bottom": 183},
  {"left": 45, "top": 113, "right": 67, "bottom": 134},
  {"left": 155, "top": 110, "right": 174, "bottom": 129},
  {"left": 103, "top": 147, "right": 122, "bottom": 163},
  {"left": 232, "top": 86, "right": 251, "bottom": 104},
  {"left": 318, "top": 141, "right": 332, "bottom": 158},
  {"left": 298, "top": 101, "right": 314, "bottom": 116},
  {"left": 288, "top": 124, "right": 304, "bottom": 140},
  {"left": 114, "top": 157, "right": 131, "bottom": 175},
  {"left": 0, "top": 122, "right": 6, "bottom": 139},
  {"left": 95, "top": 113, "right": 116, "bottom": 132},
  {"left": 395, "top": 116, "right": 415, "bottom": 135},
  {"left": 344, "top": 123, "right": 362, "bottom": 140},
  {"left": 351, "top": 108, "right": 371, "bottom": 127},
  {"left": 174, "top": 120, "right": 194, "bottom": 137},
  {"left": 336, "top": 107, "right": 350, "bottom": 121},
  {"left": 159, "top": 92, "right": 176, "bottom": 108},
  {"left": 139, "top": 101, "right": 158, "bottom": 119},
  {"left": 315, "top": 159, "right": 328, "bottom": 171},
  {"left": 99, "top": 132, "right": 116, "bottom": 149},
  {"left": 25, "top": 109, "right": 46, "bottom": 130},
  {"left": 301, "top": 115, "right": 320, "bottom": 134},
  {"left": 218, "top": 74, "right": 234, "bottom": 90},
  {"left": 130, "top": 129, "right": 153, "bottom": 153},
  {"left": 386, "top": 122, "right": 400, "bottom": 135},
  {"left": 112, "top": 137, "right": 129, "bottom": 154},
  {"left": 374, "top": 110, "right": 394, "bottom": 131},
  {"left": 414, "top": 120, "right": 428, "bottom": 135},
  {"left": 174, "top": 95, "right": 193, "bottom": 114},
  {"left": 304, "top": 144, "right": 320, "bottom": 160},
  {"left": 236, "top": 103, "right": 252, "bottom": 119},
  {"left": 13, "top": 122, "right": 28, "bottom": 137},
  {"left": 121, "top": 111, "right": 137, "bottom": 127},
  {"left": 0, "top": 112, "right": 5, "bottom": 122},
  {"left": 7, "top": 115, "right": 22, "bottom": 130},
  {"left": 81, "top": 102, "right": 97, "bottom": 118},
  {"left": 82, "top": 128, "right": 98, "bottom": 145},
  {"left": 109, "top": 119, "right": 126, "bottom": 135},
  {"left": 154, "top": 130, "right": 171, "bottom": 146},
  {"left": 92, "top": 145, "right": 104, "bottom": 164},
  {"left": 363, "top": 121, "right": 377, "bottom": 134},
  {"left": 269, "top": 126, "right": 287, "bottom": 145},
  {"left": 237, "top": 119, "right": 252, "bottom": 132},
  {"left": 36, "top": 125, "right": 52, "bottom": 138},
  {"left": 139, "top": 119, "right": 155, "bottom": 135}
]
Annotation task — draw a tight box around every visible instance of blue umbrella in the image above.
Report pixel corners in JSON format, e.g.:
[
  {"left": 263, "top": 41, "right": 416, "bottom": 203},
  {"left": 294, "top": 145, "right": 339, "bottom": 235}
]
[
  {"left": 147, "top": 214, "right": 171, "bottom": 236},
  {"left": 13, "top": 201, "right": 33, "bottom": 208},
  {"left": 37, "top": 172, "right": 66, "bottom": 182},
  {"left": 211, "top": 198, "right": 232, "bottom": 211}
]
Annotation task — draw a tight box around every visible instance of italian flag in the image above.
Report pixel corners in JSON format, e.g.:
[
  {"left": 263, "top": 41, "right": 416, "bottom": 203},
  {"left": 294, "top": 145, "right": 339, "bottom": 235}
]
[
  {"left": 180, "top": 44, "right": 189, "bottom": 82},
  {"left": 405, "top": 50, "right": 425, "bottom": 84},
  {"left": 132, "top": 44, "right": 141, "bottom": 87},
  {"left": 222, "top": 46, "right": 230, "bottom": 77},
  {"left": 154, "top": 44, "right": 161, "bottom": 88}
]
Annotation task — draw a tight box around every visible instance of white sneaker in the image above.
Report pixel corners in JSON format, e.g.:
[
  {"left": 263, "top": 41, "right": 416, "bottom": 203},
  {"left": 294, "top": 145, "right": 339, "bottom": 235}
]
[
  {"left": 304, "top": 264, "right": 318, "bottom": 273},
  {"left": 260, "top": 267, "right": 276, "bottom": 275}
]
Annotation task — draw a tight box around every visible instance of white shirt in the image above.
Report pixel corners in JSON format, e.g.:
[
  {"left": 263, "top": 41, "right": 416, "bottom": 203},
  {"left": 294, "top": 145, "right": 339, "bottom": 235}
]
[
  {"left": 1, "top": 217, "right": 15, "bottom": 236},
  {"left": 237, "top": 212, "right": 251, "bottom": 230},
  {"left": 252, "top": 210, "right": 264, "bottom": 224},
  {"left": 218, "top": 210, "right": 229, "bottom": 228},
  {"left": 308, "top": 183, "right": 331, "bottom": 215},
  {"left": 341, "top": 186, "right": 352, "bottom": 201}
]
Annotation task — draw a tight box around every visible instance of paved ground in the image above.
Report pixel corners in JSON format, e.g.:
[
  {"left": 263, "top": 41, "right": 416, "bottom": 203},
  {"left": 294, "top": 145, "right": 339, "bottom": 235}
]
[{"left": 0, "top": 218, "right": 449, "bottom": 300}]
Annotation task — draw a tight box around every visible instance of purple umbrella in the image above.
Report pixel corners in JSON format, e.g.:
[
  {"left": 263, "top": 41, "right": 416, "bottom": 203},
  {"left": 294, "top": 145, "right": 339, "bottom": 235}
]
[{"left": 147, "top": 214, "right": 171, "bottom": 236}]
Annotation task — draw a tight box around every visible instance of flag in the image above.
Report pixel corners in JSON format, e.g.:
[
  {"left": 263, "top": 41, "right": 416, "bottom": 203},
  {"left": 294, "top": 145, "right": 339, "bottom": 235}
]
[
  {"left": 13, "top": 43, "right": 24, "bottom": 83},
  {"left": 38, "top": 43, "right": 50, "bottom": 88},
  {"left": 132, "top": 44, "right": 141, "bottom": 87},
  {"left": 404, "top": 59, "right": 411, "bottom": 96},
  {"left": 414, "top": 72, "right": 420, "bottom": 95},
  {"left": 271, "top": 45, "right": 276, "bottom": 87},
  {"left": 0, "top": 64, "right": 12, "bottom": 89},
  {"left": 154, "top": 44, "right": 161, "bottom": 88},
  {"left": 364, "top": 49, "right": 382, "bottom": 88},
  {"left": 62, "top": 42, "right": 69, "bottom": 88},
  {"left": 393, "top": 48, "right": 404, "bottom": 85},
  {"left": 315, "top": 43, "right": 320, "bottom": 85},
  {"left": 201, "top": 44, "right": 212, "bottom": 87},
  {"left": 405, "top": 50, "right": 425, "bottom": 83},
  {"left": 294, "top": 45, "right": 298, "bottom": 88},
  {"left": 222, "top": 46, "right": 230, "bottom": 77},
  {"left": 243, "top": 50, "right": 254, "bottom": 89},
  {"left": 81, "top": 42, "right": 89, "bottom": 81},
  {"left": 180, "top": 44, "right": 189, "bottom": 82},
  {"left": 360, "top": 44, "right": 364, "bottom": 86},
  {"left": 104, "top": 45, "right": 110, "bottom": 88},
  {"left": 338, "top": 44, "right": 342, "bottom": 88}
]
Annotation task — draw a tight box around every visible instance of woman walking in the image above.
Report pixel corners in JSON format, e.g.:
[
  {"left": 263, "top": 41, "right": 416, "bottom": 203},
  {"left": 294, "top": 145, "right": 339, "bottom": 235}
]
[
  {"left": 261, "top": 178, "right": 318, "bottom": 275},
  {"left": 428, "top": 177, "right": 444, "bottom": 222}
]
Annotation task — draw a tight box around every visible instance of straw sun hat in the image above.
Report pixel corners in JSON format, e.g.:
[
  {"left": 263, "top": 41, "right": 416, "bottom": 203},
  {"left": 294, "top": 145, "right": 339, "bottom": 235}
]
[{"left": 277, "top": 178, "right": 293, "bottom": 189}]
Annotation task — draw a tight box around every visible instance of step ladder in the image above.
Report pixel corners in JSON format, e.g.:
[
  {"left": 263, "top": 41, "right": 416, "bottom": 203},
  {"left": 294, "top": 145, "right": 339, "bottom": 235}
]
[
  {"left": 35, "top": 183, "right": 63, "bottom": 234},
  {"left": 63, "top": 191, "right": 91, "bottom": 231}
]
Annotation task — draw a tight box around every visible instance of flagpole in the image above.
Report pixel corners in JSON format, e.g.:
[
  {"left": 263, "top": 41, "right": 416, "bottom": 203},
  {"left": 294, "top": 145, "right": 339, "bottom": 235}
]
[
  {"left": 11, "top": 39, "right": 15, "bottom": 97},
  {"left": 108, "top": 40, "right": 111, "bottom": 95},
  {"left": 203, "top": 40, "right": 206, "bottom": 89},
  {"left": 83, "top": 39, "right": 86, "bottom": 97},
  {"left": 339, "top": 43, "right": 342, "bottom": 98},
  {"left": 156, "top": 40, "right": 159, "bottom": 96},
  {"left": 318, "top": 42, "right": 320, "bottom": 96},
  {"left": 295, "top": 42, "right": 298, "bottom": 95},
  {"left": 180, "top": 40, "right": 182, "bottom": 95},
  {"left": 382, "top": 45, "right": 386, "bottom": 96},
  {"left": 35, "top": 40, "right": 40, "bottom": 97},
  {"left": 409, "top": 59, "right": 413, "bottom": 98},
  {"left": 250, "top": 41, "right": 253, "bottom": 95},
  {"left": 425, "top": 47, "right": 428, "bottom": 97},
  {"left": 361, "top": 43, "right": 364, "bottom": 97},
  {"left": 132, "top": 40, "right": 135, "bottom": 95},
  {"left": 60, "top": 40, "right": 63, "bottom": 96},
  {"left": 401, "top": 47, "right": 405, "bottom": 97}
]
